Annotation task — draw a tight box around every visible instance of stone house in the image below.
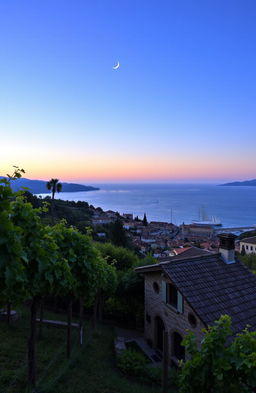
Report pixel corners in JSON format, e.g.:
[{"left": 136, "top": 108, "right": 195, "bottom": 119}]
[
  {"left": 135, "top": 234, "right": 256, "bottom": 366},
  {"left": 240, "top": 236, "right": 256, "bottom": 255}
]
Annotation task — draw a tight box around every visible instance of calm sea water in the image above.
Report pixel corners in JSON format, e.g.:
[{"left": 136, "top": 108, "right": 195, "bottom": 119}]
[{"left": 40, "top": 184, "right": 256, "bottom": 228}]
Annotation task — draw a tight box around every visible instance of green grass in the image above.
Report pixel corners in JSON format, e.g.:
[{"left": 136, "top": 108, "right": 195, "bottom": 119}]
[
  {"left": 0, "top": 307, "right": 165, "bottom": 393},
  {"left": 0, "top": 306, "right": 82, "bottom": 393}
]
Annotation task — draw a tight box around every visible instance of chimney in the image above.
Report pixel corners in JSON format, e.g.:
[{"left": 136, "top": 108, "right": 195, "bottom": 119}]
[{"left": 218, "top": 233, "right": 237, "bottom": 264}]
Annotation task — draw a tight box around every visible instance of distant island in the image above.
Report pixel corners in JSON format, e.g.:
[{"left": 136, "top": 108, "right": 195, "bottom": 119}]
[
  {"left": 221, "top": 179, "right": 256, "bottom": 186},
  {"left": 0, "top": 177, "right": 99, "bottom": 194}
]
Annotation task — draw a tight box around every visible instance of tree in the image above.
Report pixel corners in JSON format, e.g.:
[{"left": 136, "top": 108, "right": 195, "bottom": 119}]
[
  {"left": 95, "top": 244, "right": 155, "bottom": 327},
  {"left": 51, "top": 223, "right": 114, "bottom": 354},
  {"left": 46, "top": 178, "right": 62, "bottom": 222},
  {"left": 241, "top": 245, "right": 246, "bottom": 256},
  {"left": 11, "top": 197, "right": 73, "bottom": 388},
  {"left": 0, "top": 167, "right": 26, "bottom": 325},
  {"left": 239, "top": 253, "right": 256, "bottom": 274},
  {"left": 142, "top": 213, "right": 148, "bottom": 226},
  {"left": 92, "top": 255, "right": 117, "bottom": 328},
  {"left": 179, "top": 315, "right": 256, "bottom": 393},
  {"left": 46, "top": 178, "right": 62, "bottom": 200},
  {"left": 109, "top": 219, "right": 128, "bottom": 247},
  {"left": 96, "top": 242, "right": 139, "bottom": 271}
]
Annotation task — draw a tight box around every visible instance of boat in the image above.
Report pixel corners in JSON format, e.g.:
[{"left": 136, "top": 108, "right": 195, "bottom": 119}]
[{"left": 192, "top": 207, "right": 222, "bottom": 227}]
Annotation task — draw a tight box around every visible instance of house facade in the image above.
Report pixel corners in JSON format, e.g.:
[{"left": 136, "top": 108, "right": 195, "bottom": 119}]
[
  {"left": 240, "top": 236, "right": 256, "bottom": 254},
  {"left": 143, "top": 270, "right": 205, "bottom": 365},
  {"left": 135, "top": 234, "right": 256, "bottom": 365}
]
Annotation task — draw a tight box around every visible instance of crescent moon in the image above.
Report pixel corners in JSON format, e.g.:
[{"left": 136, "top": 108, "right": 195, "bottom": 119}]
[{"left": 113, "top": 61, "right": 120, "bottom": 70}]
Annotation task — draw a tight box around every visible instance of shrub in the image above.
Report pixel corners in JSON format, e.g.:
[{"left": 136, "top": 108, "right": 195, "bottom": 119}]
[
  {"left": 142, "top": 364, "right": 178, "bottom": 386},
  {"left": 117, "top": 349, "right": 148, "bottom": 377},
  {"left": 117, "top": 348, "right": 178, "bottom": 387},
  {"left": 179, "top": 315, "right": 256, "bottom": 393}
]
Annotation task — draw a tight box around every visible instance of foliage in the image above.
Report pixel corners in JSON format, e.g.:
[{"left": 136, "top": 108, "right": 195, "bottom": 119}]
[
  {"left": 22, "top": 190, "right": 42, "bottom": 208},
  {"left": 0, "top": 167, "right": 27, "bottom": 307},
  {"left": 240, "top": 244, "right": 246, "bottom": 256},
  {"left": 108, "top": 219, "right": 129, "bottom": 247},
  {"left": 46, "top": 178, "right": 62, "bottom": 200},
  {"left": 142, "top": 364, "right": 178, "bottom": 386},
  {"left": 179, "top": 315, "right": 256, "bottom": 393},
  {"left": 117, "top": 268, "right": 144, "bottom": 298},
  {"left": 1, "top": 168, "right": 73, "bottom": 387},
  {"left": 142, "top": 213, "right": 148, "bottom": 226},
  {"left": 117, "top": 348, "right": 177, "bottom": 387},
  {"left": 51, "top": 222, "right": 117, "bottom": 305},
  {"left": 0, "top": 168, "right": 118, "bottom": 387},
  {"left": 117, "top": 349, "right": 149, "bottom": 377},
  {"left": 239, "top": 253, "right": 256, "bottom": 274},
  {"left": 23, "top": 191, "right": 93, "bottom": 231},
  {"left": 115, "top": 246, "right": 159, "bottom": 299},
  {"left": 96, "top": 242, "right": 139, "bottom": 270},
  {"left": 52, "top": 223, "right": 94, "bottom": 302},
  {"left": 96, "top": 244, "right": 157, "bottom": 327},
  {"left": 46, "top": 178, "right": 62, "bottom": 223},
  {"left": 94, "top": 255, "right": 117, "bottom": 297},
  {"left": 240, "top": 230, "right": 256, "bottom": 240},
  {"left": 113, "top": 267, "right": 145, "bottom": 325},
  {"left": 11, "top": 198, "right": 73, "bottom": 299},
  {"left": 141, "top": 253, "right": 158, "bottom": 266}
]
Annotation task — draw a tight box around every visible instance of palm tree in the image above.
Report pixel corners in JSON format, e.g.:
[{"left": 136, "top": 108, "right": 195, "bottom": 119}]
[
  {"left": 46, "top": 178, "right": 62, "bottom": 200},
  {"left": 46, "top": 179, "right": 62, "bottom": 223}
]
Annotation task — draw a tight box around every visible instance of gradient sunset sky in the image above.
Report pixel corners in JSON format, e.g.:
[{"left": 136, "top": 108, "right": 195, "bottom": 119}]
[{"left": 1, "top": 0, "right": 255, "bottom": 183}]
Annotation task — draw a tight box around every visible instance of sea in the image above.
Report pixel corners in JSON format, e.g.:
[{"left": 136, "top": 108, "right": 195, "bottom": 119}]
[{"left": 39, "top": 184, "right": 256, "bottom": 228}]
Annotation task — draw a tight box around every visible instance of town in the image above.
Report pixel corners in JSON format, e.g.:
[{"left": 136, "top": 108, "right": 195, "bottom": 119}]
[{"left": 92, "top": 207, "right": 256, "bottom": 259}]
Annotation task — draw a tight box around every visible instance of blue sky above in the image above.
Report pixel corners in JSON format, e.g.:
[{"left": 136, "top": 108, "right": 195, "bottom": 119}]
[{"left": 0, "top": 0, "right": 255, "bottom": 182}]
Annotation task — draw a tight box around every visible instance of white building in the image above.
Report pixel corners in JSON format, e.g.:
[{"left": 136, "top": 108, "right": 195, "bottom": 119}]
[{"left": 240, "top": 236, "right": 256, "bottom": 254}]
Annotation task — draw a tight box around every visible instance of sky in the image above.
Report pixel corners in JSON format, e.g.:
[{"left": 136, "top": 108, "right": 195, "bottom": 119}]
[{"left": 0, "top": 0, "right": 256, "bottom": 183}]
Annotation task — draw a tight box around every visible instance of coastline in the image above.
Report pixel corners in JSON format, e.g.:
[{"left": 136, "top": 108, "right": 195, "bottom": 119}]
[{"left": 37, "top": 183, "right": 256, "bottom": 228}]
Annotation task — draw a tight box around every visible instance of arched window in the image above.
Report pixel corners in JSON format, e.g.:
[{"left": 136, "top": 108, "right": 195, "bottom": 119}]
[
  {"left": 155, "top": 316, "right": 165, "bottom": 351},
  {"left": 172, "top": 332, "right": 185, "bottom": 360}
]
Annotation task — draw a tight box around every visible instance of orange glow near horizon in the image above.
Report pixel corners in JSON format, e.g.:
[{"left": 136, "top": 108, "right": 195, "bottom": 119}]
[{"left": 1, "top": 153, "right": 255, "bottom": 183}]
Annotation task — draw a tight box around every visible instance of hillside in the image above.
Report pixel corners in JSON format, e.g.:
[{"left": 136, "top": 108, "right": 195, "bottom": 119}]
[
  {"left": 23, "top": 191, "right": 94, "bottom": 232},
  {"left": 1, "top": 177, "right": 99, "bottom": 193},
  {"left": 221, "top": 179, "right": 256, "bottom": 186}
]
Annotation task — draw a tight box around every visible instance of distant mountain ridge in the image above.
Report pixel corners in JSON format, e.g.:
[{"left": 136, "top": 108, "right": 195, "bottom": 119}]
[
  {"left": 221, "top": 179, "right": 256, "bottom": 186},
  {"left": 0, "top": 177, "right": 99, "bottom": 194}
]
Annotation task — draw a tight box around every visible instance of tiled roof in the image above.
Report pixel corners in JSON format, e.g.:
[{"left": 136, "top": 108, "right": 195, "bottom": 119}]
[
  {"left": 173, "top": 247, "right": 192, "bottom": 255},
  {"left": 162, "top": 254, "right": 256, "bottom": 334},
  {"left": 157, "top": 247, "right": 212, "bottom": 263},
  {"left": 240, "top": 236, "right": 256, "bottom": 245}
]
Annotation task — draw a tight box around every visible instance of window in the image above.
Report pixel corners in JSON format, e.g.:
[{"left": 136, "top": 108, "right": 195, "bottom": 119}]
[
  {"left": 153, "top": 282, "right": 160, "bottom": 294},
  {"left": 172, "top": 332, "right": 185, "bottom": 360},
  {"left": 161, "top": 281, "right": 183, "bottom": 313},
  {"left": 168, "top": 283, "right": 178, "bottom": 308}
]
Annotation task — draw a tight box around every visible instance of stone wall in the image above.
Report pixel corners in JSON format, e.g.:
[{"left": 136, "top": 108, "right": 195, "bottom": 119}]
[{"left": 144, "top": 272, "right": 205, "bottom": 363}]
